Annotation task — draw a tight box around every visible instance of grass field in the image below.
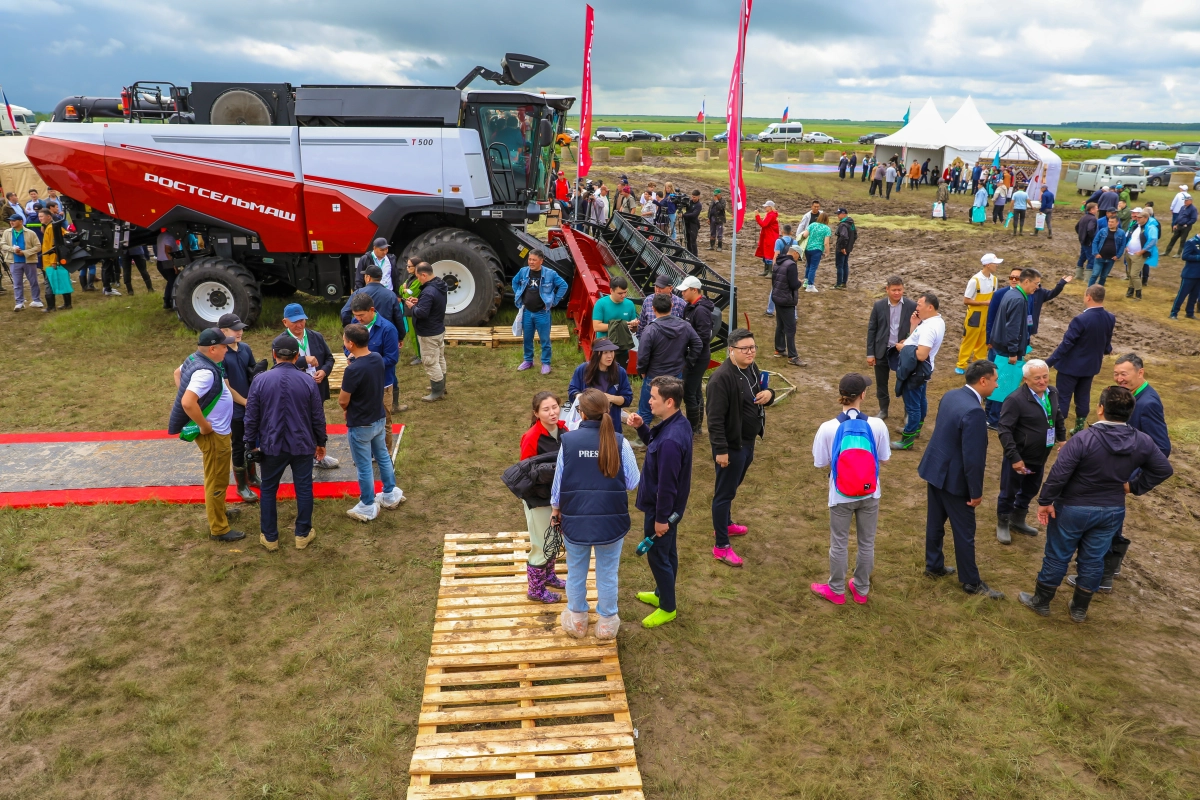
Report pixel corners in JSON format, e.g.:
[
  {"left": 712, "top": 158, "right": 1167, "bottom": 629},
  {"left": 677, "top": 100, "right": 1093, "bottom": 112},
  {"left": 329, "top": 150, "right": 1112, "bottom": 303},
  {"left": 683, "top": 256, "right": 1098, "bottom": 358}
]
[{"left": 2, "top": 163, "right": 1199, "bottom": 798}]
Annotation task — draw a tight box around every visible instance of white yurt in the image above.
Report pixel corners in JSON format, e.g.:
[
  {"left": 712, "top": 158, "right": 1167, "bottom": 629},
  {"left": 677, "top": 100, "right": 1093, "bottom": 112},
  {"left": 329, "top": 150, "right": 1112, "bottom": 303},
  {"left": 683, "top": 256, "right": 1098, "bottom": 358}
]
[{"left": 977, "top": 131, "right": 1063, "bottom": 199}]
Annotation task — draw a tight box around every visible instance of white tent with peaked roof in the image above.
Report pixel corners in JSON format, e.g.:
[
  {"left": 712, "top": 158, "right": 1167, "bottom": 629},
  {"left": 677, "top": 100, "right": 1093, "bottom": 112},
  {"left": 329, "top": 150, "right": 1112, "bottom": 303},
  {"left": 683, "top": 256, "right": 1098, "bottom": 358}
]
[
  {"left": 872, "top": 98, "right": 947, "bottom": 170},
  {"left": 942, "top": 97, "right": 997, "bottom": 165}
]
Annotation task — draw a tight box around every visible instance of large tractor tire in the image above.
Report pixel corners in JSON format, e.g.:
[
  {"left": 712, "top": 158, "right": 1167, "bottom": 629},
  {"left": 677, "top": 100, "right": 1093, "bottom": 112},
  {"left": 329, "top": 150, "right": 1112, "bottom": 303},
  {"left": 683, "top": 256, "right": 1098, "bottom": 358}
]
[
  {"left": 173, "top": 256, "right": 263, "bottom": 331},
  {"left": 401, "top": 228, "right": 504, "bottom": 326}
]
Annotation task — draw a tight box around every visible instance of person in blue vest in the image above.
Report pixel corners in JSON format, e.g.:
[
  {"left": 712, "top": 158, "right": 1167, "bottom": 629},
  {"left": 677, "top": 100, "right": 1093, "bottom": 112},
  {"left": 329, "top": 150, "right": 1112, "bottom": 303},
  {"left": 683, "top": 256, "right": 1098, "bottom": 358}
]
[
  {"left": 550, "top": 388, "right": 641, "bottom": 641},
  {"left": 169, "top": 328, "right": 245, "bottom": 543},
  {"left": 625, "top": 376, "right": 693, "bottom": 628},
  {"left": 512, "top": 251, "right": 568, "bottom": 375}
]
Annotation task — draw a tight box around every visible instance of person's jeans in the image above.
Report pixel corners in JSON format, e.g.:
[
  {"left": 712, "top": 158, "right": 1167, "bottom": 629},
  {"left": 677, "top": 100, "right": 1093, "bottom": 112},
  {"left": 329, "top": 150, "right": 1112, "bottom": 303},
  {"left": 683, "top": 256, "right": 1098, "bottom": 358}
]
[
  {"left": 348, "top": 417, "right": 397, "bottom": 505},
  {"left": 870, "top": 179, "right": 882, "bottom": 196},
  {"left": 258, "top": 452, "right": 314, "bottom": 542},
  {"left": 10, "top": 262, "right": 39, "bottom": 305},
  {"left": 827, "top": 497, "right": 879, "bottom": 595},
  {"left": 1011, "top": 209, "right": 1026, "bottom": 233},
  {"left": 984, "top": 399, "right": 1002, "bottom": 427},
  {"left": 885, "top": 181, "right": 892, "bottom": 199},
  {"left": 522, "top": 308, "right": 553, "bottom": 365},
  {"left": 1042, "top": 210, "right": 1053, "bottom": 237},
  {"left": 992, "top": 205, "right": 1005, "bottom": 224},
  {"left": 835, "top": 251, "right": 849, "bottom": 285},
  {"left": 803, "top": 250, "right": 823, "bottom": 285},
  {"left": 712, "top": 439, "right": 755, "bottom": 548},
  {"left": 996, "top": 459, "right": 1045, "bottom": 515},
  {"left": 644, "top": 513, "right": 680, "bottom": 612},
  {"left": 565, "top": 537, "right": 624, "bottom": 618},
  {"left": 901, "top": 382, "right": 928, "bottom": 435},
  {"left": 1076, "top": 244, "right": 1096, "bottom": 275},
  {"left": 123, "top": 254, "right": 153, "bottom": 291},
  {"left": 1055, "top": 373, "right": 1093, "bottom": 421},
  {"left": 773, "top": 303, "right": 797, "bottom": 358},
  {"left": 1171, "top": 276, "right": 1200, "bottom": 317},
  {"left": 637, "top": 378, "right": 652, "bottom": 420},
  {"left": 157, "top": 263, "right": 176, "bottom": 308},
  {"left": 1036, "top": 505, "right": 1126, "bottom": 591},
  {"left": 1090, "top": 257, "right": 1116, "bottom": 286}
]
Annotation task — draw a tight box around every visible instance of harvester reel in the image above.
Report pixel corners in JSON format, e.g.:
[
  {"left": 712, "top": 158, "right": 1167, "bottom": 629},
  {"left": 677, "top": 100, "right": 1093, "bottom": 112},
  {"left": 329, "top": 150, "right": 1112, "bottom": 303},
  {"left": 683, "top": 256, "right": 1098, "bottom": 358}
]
[{"left": 210, "top": 89, "right": 273, "bottom": 126}]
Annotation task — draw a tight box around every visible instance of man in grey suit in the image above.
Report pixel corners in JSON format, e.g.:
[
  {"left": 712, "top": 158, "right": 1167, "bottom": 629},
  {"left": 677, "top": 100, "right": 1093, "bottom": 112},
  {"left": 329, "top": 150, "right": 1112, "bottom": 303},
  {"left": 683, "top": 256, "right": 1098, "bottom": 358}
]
[
  {"left": 865, "top": 276, "right": 917, "bottom": 419},
  {"left": 918, "top": 359, "right": 1004, "bottom": 599}
]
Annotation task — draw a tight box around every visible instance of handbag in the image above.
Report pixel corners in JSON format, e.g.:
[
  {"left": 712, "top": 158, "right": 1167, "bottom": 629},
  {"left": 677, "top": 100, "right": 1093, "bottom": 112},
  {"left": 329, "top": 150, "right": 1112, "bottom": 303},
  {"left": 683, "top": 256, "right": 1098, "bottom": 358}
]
[
  {"left": 971, "top": 206, "right": 986, "bottom": 224},
  {"left": 511, "top": 307, "right": 524, "bottom": 337},
  {"left": 1035, "top": 213, "right": 1046, "bottom": 230},
  {"left": 932, "top": 202, "right": 944, "bottom": 219}
]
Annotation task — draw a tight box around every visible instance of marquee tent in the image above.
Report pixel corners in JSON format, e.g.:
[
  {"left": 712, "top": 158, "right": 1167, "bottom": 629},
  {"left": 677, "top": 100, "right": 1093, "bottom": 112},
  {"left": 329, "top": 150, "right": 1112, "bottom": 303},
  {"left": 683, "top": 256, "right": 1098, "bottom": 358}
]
[
  {"left": 941, "top": 97, "right": 997, "bottom": 166},
  {"left": 0, "top": 136, "right": 47, "bottom": 202},
  {"left": 977, "top": 130, "right": 1063, "bottom": 198},
  {"left": 872, "top": 98, "right": 947, "bottom": 170}
]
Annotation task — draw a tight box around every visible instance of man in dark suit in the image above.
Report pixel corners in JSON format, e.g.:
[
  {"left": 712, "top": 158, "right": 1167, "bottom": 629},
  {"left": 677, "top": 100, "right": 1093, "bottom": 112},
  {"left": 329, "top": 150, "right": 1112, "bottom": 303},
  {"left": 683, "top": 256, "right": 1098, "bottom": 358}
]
[
  {"left": 1045, "top": 284, "right": 1116, "bottom": 435},
  {"left": 918, "top": 360, "right": 1004, "bottom": 598},
  {"left": 281, "top": 303, "right": 339, "bottom": 469},
  {"left": 865, "top": 276, "right": 916, "bottom": 419}
]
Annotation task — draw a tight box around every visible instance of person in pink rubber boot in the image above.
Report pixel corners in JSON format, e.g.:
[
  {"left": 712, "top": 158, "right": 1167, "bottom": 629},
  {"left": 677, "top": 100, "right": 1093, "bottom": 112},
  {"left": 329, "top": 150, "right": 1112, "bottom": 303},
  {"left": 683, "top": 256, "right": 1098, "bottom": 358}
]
[
  {"left": 705, "top": 328, "right": 775, "bottom": 567},
  {"left": 810, "top": 373, "right": 892, "bottom": 605}
]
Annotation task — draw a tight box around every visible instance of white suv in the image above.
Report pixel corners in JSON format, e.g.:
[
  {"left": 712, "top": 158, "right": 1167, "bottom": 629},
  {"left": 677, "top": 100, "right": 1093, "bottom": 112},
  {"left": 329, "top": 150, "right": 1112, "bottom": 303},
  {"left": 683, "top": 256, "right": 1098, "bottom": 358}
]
[{"left": 594, "top": 126, "right": 631, "bottom": 142}]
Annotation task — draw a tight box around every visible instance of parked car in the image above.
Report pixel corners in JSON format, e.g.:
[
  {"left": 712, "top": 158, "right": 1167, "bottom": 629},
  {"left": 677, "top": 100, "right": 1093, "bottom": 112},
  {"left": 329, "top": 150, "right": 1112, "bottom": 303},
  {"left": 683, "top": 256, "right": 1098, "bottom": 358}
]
[
  {"left": 1118, "top": 139, "right": 1149, "bottom": 150},
  {"left": 1092, "top": 140, "right": 1118, "bottom": 150},
  {"left": 628, "top": 130, "right": 663, "bottom": 142},
  {"left": 1146, "top": 165, "right": 1192, "bottom": 186},
  {"left": 1076, "top": 159, "right": 1147, "bottom": 197},
  {"left": 1175, "top": 142, "right": 1200, "bottom": 162},
  {"left": 594, "top": 126, "right": 632, "bottom": 142},
  {"left": 858, "top": 132, "right": 889, "bottom": 144},
  {"left": 758, "top": 122, "right": 805, "bottom": 143},
  {"left": 1021, "top": 129, "right": 1056, "bottom": 147},
  {"left": 802, "top": 131, "right": 837, "bottom": 144},
  {"left": 712, "top": 130, "right": 758, "bottom": 143},
  {"left": 1061, "top": 138, "right": 1090, "bottom": 149},
  {"left": 669, "top": 130, "right": 706, "bottom": 142},
  {"left": 1131, "top": 157, "right": 1173, "bottom": 170},
  {"left": 563, "top": 128, "right": 580, "bottom": 142},
  {"left": 1148, "top": 141, "right": 1171, "bottom": 151}
]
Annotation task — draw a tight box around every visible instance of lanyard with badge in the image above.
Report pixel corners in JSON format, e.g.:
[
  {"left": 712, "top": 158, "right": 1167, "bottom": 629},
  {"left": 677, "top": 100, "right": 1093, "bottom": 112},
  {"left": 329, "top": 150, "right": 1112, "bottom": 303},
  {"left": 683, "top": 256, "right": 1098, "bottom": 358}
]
[
  {"left": 1033, "top": 388, "right": 1054, "bottom": 447},
  {"left": 292, "top": 329, "right": 317, "bottom": 376}
]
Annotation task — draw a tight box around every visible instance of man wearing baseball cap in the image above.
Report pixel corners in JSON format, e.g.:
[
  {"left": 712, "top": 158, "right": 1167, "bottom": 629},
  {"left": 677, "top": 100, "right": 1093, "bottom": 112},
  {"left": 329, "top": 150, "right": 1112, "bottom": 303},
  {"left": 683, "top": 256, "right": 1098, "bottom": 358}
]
[
  {"left": 168, "top": 328, "right": 244, "bottom": 542},
  {"left": 955, "top": 254, "right": 1000, "bottom": 375},
  {"left": 1164, "top": 192, "right": 1195, "bottom": 259},
  {"left": 281, "top": 303, "right": 340, "bottom": 464},
  {"left": 243, "top": 333, "right": 329, "bottom": 551},
  {"left": 678, "top": 275, "right": 716, "bottom": 432},
  {"left": 810, "top": 373, "right": 891, "bottom": 604},
  {"left": 218, "top": 313, "right": 263, "bottom": 503},
  {"left": 353, "top": 237, "right": 402, "bottom": 292},
  {"left": 1, "top": 213, "right": 41, "bottom": 311}
]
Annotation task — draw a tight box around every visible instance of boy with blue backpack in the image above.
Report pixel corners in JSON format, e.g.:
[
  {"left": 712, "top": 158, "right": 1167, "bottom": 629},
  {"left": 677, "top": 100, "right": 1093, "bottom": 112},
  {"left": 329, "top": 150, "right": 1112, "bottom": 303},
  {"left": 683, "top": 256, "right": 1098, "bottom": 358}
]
[{"left": 810, "top": 373, "right": 892, "bottom": 605}]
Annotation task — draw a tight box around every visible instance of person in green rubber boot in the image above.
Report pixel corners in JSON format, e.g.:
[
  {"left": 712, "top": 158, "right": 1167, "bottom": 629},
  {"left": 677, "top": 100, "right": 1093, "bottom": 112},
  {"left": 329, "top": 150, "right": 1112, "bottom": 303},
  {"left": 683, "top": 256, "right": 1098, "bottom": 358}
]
[{"left": 626, "top": 377, "right": 694, "bottom": 629}]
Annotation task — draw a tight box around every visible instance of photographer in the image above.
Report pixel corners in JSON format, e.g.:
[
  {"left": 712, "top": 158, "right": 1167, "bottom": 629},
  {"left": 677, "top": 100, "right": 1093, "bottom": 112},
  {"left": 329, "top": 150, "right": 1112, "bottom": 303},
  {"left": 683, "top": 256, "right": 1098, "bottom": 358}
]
[{"left": 244, "top": 333, "right": 329, "bottom": 552}]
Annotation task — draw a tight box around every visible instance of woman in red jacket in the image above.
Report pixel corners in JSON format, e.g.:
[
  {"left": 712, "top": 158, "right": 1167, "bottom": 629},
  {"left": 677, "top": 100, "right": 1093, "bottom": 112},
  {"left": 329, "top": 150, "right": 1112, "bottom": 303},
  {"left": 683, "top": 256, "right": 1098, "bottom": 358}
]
[
  {"left": 519, "top": 390, "right": 569, "bottom": 602},
  {"left": 754, "top": 200, "right": 780, "bottom": 276}
]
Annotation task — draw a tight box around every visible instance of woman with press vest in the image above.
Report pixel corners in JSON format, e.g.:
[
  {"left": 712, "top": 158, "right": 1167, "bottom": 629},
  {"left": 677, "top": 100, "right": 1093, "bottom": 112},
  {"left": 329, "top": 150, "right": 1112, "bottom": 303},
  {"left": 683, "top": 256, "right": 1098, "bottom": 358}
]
[
  {"left": 550, "top": 389, "right": 641, "bottom": 640},
  {"left": 518, "top": 391, "right": 569, "bottom": 603},
  {"left": 567, "top": 339, "right": 633, "bottom": 434}
]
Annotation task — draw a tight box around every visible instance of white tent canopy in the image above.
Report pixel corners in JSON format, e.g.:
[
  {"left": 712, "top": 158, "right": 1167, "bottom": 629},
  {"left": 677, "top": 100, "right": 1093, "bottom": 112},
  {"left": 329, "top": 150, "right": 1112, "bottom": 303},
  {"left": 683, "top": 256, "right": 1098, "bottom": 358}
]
[
  {"left": 977, "top": 130, "right": 1063, "bottom": 197},
  {"left": 874, "top": 98, "right": 947, "bottom": 150},
  {"left": 942, "top": 97, "right": 997, "bottom": 164}
]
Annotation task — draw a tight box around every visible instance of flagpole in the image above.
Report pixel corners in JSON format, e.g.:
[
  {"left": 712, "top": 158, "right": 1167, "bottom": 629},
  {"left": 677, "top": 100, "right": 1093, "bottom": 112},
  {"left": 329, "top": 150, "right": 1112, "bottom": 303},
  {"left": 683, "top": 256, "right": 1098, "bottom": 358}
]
[
  {"left": 728, "top": 53, "right": 743, "bottom": 330},
  {"left": 703, "top": 95, "right": 706, "bottom": 141}
]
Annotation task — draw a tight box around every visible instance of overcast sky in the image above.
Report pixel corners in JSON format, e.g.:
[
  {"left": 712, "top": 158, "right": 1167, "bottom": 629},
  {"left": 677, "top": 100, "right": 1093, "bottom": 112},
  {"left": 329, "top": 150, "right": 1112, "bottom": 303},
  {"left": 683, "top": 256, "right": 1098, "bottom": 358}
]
[{"left": 11, "top": 0, "right": 1199, "bottom": 125}]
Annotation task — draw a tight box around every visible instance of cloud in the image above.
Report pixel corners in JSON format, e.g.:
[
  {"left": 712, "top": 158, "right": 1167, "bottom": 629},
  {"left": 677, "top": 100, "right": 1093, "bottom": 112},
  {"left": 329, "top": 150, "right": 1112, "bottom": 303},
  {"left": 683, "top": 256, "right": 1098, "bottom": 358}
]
[{"left": 6, "top": 0, "right": 1200, "bottom": 125}]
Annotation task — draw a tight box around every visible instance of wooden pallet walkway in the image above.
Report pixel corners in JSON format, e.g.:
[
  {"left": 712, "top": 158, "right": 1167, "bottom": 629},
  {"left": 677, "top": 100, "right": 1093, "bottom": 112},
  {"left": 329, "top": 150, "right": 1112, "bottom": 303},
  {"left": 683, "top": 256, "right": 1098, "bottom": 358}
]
[
  {"left": 446, "top": 325, "right": 572, "bottom": 348},
  {"left": 407, "top": 530, "right": 644, "bottom": 800}
]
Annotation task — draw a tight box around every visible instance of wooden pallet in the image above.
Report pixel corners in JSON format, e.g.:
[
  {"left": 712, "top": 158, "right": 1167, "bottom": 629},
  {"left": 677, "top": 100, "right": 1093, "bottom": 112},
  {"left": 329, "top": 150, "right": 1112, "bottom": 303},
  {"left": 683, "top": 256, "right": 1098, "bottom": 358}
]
[
  {"left": 444, "top": 325, "right": 573, "bottom": 348},
  {"left": 407, "top": 530, "right": 644, "bottom": 800},
  {"left": 329, "top": 353, "right": 349, "bottom": 393}
]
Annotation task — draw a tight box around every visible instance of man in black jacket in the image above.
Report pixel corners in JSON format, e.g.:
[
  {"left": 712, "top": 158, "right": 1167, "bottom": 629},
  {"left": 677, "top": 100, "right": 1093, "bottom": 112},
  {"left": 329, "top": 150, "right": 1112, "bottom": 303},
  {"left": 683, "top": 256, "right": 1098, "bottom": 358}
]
[
  {"left": 1075, "top": 203, "right": 1098, "bottom": 280},
  {"left": 865, "top": 276, "right": 916, "bottom": 419},
  {"left": 995, "top": 359, "right": 1065, "bottom": 544},
  {"left": 678, "top": 276, "right": 715, "bottom": 433},
  {"left": 770, "top": 245, "right": 804, "bottom": 366},
  {"left": 682, "top": 190, "right": 702, "bottom": 255},
  {"left": 1019, "top": 386, "right": 1173, "bottom": 622},
  {"left": 918, "top": 360, "right": 1003, "bottom": 598},
  {"left": 353, "top": 238, "right": 403, "bottom": 291},
  {"left": 833, "top": 209, "right": 857, "bottom": 288},
  {"left": 707, "top": 189, "right": 726, "bottom": 250},
  {"left": 636, "top": 293, "right": 701, "bottom": 421},
  {"left": 404, "top": 262, "right": 449, "bottom": 402},
  {"left": 281, "top": 303, "right": 339, "bottom": 467},
  {"left": 706, "top": 328, "right": 775, "bottom": 568}
]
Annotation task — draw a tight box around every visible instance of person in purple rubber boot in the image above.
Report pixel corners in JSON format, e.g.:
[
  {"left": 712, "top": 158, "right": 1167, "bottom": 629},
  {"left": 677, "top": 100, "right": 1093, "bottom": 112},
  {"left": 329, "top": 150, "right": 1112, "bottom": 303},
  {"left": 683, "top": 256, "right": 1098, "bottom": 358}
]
[
  {"left": 518, "top": 390, "right": 569, "bottom": 602},
  {"left": 512, "top": 251, "right": 568, "bottom": 376}
]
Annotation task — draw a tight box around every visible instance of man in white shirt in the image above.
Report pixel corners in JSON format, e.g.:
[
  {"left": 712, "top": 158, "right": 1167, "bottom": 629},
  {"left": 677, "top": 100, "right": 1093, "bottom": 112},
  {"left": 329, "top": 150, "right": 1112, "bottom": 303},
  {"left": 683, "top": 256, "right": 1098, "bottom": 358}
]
[
  {"left": 893, "top": 292, "right": 945, "bottom": 450},
  {"left": 956, "top": 254, "right": 999, "bottom": 374},
  {"left": 1170, "top": 185, "right": 1191, "bottom": 217},
  {"left": 811, "top": 373, "right": 892, "bottom": 605}
]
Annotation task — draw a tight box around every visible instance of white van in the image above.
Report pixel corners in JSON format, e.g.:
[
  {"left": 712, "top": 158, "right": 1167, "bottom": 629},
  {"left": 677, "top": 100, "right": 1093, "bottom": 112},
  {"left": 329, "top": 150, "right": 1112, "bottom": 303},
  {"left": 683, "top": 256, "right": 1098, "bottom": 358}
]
[
  {"left": 1075, "top": 159, "right": 1147, "bottom": 198},
  {"left": 0, "top": 102, "right": 35, "bottom": 136},
  {"left": 758, "top": 122, "right": 805, "bottom": 143}
]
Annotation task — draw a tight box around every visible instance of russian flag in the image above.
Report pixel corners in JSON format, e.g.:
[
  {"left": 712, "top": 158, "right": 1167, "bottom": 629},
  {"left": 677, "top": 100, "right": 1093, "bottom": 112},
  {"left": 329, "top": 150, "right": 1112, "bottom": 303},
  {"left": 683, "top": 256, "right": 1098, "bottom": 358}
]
[
  {"left": 1, "top": 87, "right": 16, "bottom": 131},
  {"left": 781, "top": 106, "right": 789, "bottom": 123},
  {"left": 697, "top": 99, "right": 705, "bottom": 123}
]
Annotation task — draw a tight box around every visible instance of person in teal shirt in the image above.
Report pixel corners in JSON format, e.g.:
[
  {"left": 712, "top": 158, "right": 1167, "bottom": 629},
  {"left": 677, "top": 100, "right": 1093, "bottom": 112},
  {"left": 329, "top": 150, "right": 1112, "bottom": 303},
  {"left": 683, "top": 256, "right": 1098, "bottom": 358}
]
[
  {"left": 800, "top": 213, "right": 832, "bottom": 292},
  {"left": 592, "top": 276, "right": 639, "bottom": 369}
]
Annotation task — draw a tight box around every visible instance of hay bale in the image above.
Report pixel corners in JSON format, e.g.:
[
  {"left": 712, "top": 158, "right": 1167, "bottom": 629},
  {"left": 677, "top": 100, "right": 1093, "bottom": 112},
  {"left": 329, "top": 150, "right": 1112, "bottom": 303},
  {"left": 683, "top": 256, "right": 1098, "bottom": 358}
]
[
  {"left": 744, "top": 149, "right": 759, "bottom": 163},
  {"left": 696, "top": 148, "right": 711, "bottom": 162},
  {"left": 796, "top": 150, "right": 815, "bottom": 163},
  {"left": 624, "top": 147, "right": 642, "bottom": 163},
  {"left": 715, "top": 148, "right": 725, "bottom": 159},
  {"left": 594, "top": 147, "right": 610, "bottom": 163},
  {"left": 823, "top": 150, "right": 842, "bottom": 163},
  {"left": 773, "top": 149, "right": 788, "bottom": 163},
  {"left": 1173, "top": 172, "right": 1195, "bottom": 188}
]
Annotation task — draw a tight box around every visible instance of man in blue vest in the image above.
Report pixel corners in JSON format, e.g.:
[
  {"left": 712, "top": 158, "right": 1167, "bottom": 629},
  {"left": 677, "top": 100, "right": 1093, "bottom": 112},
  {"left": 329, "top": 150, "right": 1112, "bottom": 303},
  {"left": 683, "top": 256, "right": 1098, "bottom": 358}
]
[
  {"left": 168, "top": 328, "right": 245, "bottom": 542},
  {"left": 626, "top": 376, "right": 693, "bottom": 629}
]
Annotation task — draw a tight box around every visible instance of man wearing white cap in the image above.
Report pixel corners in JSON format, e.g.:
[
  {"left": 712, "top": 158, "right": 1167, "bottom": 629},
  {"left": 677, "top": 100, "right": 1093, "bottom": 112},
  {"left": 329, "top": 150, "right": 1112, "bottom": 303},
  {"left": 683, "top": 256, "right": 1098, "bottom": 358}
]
[
  {"left": 1164, "top": 193, "right": 1195, "bottom": 259},
  {"left": 1170, "top": 184, "right": 1192, "bottom": 217},
  {"left": 955, "top": 254, "right": 999, "bottom": 375}
]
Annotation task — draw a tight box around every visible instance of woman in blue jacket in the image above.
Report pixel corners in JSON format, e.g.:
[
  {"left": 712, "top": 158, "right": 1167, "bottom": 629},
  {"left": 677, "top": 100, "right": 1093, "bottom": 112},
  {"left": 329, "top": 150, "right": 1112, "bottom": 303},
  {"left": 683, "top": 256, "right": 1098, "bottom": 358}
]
[
  {"left": 550, "top": 389, "right": 641, "bottom": 640},
  {"left": 567, "top": 339, "right": 633, "bottom": 433}
]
